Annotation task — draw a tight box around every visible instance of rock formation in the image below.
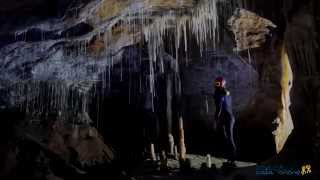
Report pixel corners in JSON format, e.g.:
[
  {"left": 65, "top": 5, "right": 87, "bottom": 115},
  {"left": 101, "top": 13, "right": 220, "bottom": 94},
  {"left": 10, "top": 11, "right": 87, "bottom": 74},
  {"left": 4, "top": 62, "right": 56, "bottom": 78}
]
[
  {"left": 0, "top": 0, "right": 319, "bottom": 179},
  {"left": 228, "top": 8, "right": 277, "bottom": 52}
]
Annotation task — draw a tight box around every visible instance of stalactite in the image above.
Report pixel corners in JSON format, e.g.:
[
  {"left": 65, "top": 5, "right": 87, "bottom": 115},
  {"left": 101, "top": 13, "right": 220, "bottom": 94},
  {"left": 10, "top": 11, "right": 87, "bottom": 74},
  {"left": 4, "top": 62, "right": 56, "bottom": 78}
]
[
  {"left": 190, "top": 0, "right": 218, "bottom": 55},
  {"left": 0, "top": 0, "right": 226, "bottom": 145},
  {"left": 205, "top": 95, "right": 209, "bottom": 114},
  {"left": 166, "top": 73, "right": 173, "bottom": 134}
]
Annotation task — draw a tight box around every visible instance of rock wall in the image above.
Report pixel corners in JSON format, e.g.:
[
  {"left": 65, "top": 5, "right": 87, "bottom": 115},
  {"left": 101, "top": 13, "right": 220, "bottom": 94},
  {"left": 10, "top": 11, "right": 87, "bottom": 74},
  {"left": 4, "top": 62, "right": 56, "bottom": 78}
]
[
  {"left": 181, "top": 49, "right": 258, "bottom": 127},
  {"left": 284, "top": 0, "right": 320, "bottom": 165},
  {"left": 273, "top": 45, "right": 294, "bottom": 153},
  {"left": 235, "top": 0, "right": 319, "bottom": 165}
]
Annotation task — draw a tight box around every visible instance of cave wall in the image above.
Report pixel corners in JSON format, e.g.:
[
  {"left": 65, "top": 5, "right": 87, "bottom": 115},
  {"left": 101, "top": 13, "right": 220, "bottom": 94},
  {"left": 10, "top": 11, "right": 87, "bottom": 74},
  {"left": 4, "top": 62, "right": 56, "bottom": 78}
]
[
  {"left": 180, "top": 49, "right": 258, "bottom": 155},
  {"left": 0, "top": 1, "right": 319, "bottom": 178},
  {"left": 237, "top": 0, "right": 320, "bottom": 165},
  {"left": 284, "top": 0, "right": 320, "bottom": 165}
]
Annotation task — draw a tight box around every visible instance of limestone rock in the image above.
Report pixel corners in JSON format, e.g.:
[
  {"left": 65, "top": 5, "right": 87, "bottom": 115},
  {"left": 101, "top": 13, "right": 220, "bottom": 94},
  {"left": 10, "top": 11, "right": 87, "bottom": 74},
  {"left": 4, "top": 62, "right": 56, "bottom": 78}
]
[
  {"left": 228, "top": 9, "right": 277, "bottom": 51},
  {"left": 272, "top": 46, "right": 294, "bottom": 153},
  {"left": 47, "top": 120, "right": 114, "bottom": 166}
]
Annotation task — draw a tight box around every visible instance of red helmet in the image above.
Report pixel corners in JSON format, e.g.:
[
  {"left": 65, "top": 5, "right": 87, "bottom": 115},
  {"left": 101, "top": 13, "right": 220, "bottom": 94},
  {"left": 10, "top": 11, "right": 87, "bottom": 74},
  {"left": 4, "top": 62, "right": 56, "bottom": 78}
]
[{"left": 215, "top": 77, "right": 226, "bottom": 87}]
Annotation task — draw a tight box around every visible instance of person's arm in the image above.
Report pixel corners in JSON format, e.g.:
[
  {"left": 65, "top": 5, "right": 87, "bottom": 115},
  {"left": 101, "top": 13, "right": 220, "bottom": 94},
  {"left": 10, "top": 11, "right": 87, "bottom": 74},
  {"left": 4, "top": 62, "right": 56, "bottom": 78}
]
[{"left": 215, "top": 96, "right": 223, "bottom": 119}]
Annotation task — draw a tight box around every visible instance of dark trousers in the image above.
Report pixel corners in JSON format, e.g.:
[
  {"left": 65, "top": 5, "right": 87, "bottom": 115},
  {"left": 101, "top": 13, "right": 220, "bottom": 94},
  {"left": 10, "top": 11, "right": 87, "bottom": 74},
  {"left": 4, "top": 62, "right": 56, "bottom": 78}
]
[{"left": 217, "top": 112, "right": 237, "bottom": 161}]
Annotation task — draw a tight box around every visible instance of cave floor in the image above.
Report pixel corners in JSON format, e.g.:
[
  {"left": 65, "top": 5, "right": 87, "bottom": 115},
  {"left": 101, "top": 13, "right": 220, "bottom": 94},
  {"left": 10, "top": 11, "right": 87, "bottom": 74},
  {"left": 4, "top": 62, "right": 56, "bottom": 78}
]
[
  {"left": 129, "top": 154, "right": 260, "bottom": 180},
  {"left": 166, "top": 154, "right": 256, "bottom": 169}
]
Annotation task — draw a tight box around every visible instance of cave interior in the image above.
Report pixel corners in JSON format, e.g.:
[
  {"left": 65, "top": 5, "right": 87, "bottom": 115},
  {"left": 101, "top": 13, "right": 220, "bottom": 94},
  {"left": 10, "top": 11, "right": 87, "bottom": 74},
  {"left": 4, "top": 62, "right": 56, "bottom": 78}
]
[{"left": 0, "top": 0, "right": 319, "bottom": 179}]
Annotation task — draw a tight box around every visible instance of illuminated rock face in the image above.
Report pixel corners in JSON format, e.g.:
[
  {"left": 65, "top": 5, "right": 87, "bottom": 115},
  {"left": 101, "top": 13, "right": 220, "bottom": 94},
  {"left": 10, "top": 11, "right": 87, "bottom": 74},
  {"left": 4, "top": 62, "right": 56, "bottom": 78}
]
[
  {"left": 227, "top": 9, "right": 294, "bottom": 155},
  {"left": 273, "top": 46, "right": 294, "bottom": 153},
  {"left": 228, "top": 8, "right": 277, "bottom": 52},
  {"left": 95, "top": 0, "right": 195, "bottom": 21}
]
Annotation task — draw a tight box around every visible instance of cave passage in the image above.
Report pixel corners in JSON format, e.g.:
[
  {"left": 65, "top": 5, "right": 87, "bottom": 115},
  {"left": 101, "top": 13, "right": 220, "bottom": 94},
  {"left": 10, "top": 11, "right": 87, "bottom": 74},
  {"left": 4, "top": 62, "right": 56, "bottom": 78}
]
[{"left": 0, "top": 0, "right": 319, "bottom": 180}]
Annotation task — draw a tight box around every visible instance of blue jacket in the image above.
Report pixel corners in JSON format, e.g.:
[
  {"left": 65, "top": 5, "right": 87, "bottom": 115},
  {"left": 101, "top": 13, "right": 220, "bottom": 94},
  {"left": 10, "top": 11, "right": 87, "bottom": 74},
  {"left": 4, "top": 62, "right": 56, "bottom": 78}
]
[{"left": 214, "top": 88, "right": 234, "bottom": 120}]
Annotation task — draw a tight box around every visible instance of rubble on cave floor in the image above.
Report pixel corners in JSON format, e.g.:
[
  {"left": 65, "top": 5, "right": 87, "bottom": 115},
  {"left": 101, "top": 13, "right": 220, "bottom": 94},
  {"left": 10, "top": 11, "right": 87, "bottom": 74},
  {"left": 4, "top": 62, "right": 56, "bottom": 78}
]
[
  {"left": 0, "top": 115, "right": 116, "bottom": 180},
  {"left": 129, "top": 154, "right": 256, "bottom": 180}
]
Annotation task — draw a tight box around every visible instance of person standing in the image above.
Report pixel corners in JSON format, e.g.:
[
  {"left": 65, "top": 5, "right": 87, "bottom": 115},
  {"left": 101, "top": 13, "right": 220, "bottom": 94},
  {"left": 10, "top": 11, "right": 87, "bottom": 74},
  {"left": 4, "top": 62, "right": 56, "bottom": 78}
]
[{"left": 213, "top": 77, "right": 237, "bottom": 163}]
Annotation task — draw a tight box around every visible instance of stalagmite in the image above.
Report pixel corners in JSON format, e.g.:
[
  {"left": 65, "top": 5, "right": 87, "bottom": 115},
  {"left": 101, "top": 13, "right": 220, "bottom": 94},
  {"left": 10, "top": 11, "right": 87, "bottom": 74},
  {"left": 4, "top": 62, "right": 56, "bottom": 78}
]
[
  {"left": 160, "top": 150, "right": 168, "bottom": 170},
  {"left": 178, "top": 117, "right": 186, "bottom": 160},
  {"left": 206, "top": 154, "right": 212, "bottom": 168},
  {"left": 150, "top": 143, "right": 156, "bottom": 161},
  {"left": 168, "top": 133, "right": 175, "bottom": 155},
  {"left": 174, "top": 145, "right": 178, "bottom": 160}
]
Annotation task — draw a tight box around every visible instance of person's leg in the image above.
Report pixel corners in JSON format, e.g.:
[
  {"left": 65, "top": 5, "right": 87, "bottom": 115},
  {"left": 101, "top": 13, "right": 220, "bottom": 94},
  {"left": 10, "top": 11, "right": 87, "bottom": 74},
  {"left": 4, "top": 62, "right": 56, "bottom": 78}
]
[
  {"left": 229, "top": 116, "right": 236, "bottom": 159},
  {"left": 225, "top": 114, "right": 236, "bottom": 161},
  {"left": 222, "top": 125, "right": 227, "bottom": 140}
]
